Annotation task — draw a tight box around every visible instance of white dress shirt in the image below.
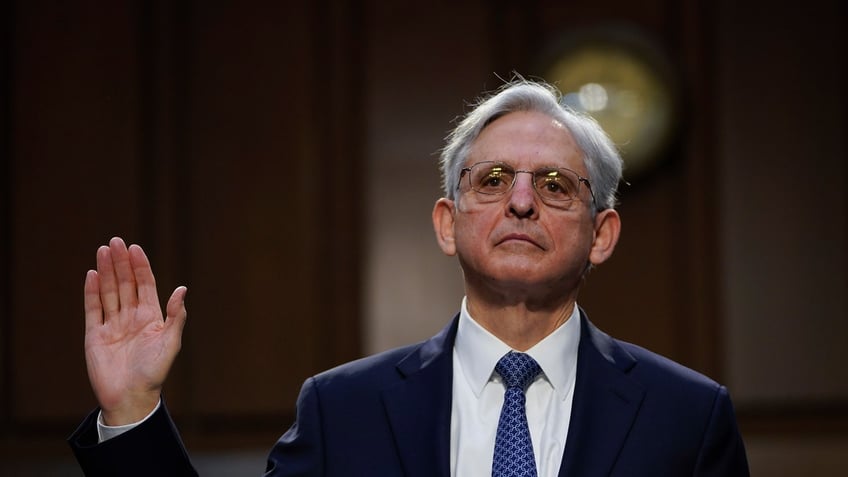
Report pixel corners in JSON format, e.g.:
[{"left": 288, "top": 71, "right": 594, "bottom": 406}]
[
  {"left": 450, "top": 297, "right": 580, "bottom": 477},
  {"left": 97, "top": 399, "right": 160, "bottom": 442}
]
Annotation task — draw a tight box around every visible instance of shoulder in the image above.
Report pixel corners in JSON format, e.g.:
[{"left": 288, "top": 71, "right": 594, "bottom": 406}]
[
  {"left": 578, "top": 317, "right": 749, "bottom": 473},
  {"left": 616, "top": 339, "right": 722, "bottom": 394},
  {"left": 589, "top": 328, "right": 739, "bottom": 437},
  {"left": 309, "top": 315, "right": 459, "bottom": 392},
  {"left": 284, "top": 343, "right": 424, "bottom": 423},
  {"left": 312, "top": 342, "right": 423, "bottom": 388},
  {"left": 581, "top": 312, "right": 722, "bottom": 394},
  {"left": 605, "top": 333, "right": 733, "bottom": 422}
]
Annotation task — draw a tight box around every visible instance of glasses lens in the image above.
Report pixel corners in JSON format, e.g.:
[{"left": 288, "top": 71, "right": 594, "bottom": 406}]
[
  {"left": 464, "top": 162, "right": 585, "bottom": 204},
  {"left": 534, "top": 169, "right": 580, "bottom": 202},
  {"left": 470, "top": 163, "right": 515, "bottom": 195}
]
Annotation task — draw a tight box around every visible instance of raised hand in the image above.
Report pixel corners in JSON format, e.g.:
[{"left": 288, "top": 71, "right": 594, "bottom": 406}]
[{"left": 84, "top": 237, "right": 187, "bottom": 426}]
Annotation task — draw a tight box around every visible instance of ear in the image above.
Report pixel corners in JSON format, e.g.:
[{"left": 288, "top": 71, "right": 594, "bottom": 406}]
[
  {"left": 432, "top": 198, "right": 458, "bottom": 256},
  {"left": 588, "top": 209, "right": 621, "bottom": 266}
]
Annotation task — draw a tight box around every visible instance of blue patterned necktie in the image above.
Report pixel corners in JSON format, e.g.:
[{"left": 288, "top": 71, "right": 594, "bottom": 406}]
[{"left": 492, "top": 351, "right": 543, "bottom": 477}]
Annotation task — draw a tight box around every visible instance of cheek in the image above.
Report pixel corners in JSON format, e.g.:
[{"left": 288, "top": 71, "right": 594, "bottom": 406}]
[
  {"left": 453, "top": 209, "right": 496, "bottom": 252},
  {"left": 454, "top": 220, "right": 482, "bottom": 252},
  {"left": 551, "top": 220, "right": 595, "bottom": 254},
  {"left": 455, "top": 198, "right": 492, "bottom": 227}
]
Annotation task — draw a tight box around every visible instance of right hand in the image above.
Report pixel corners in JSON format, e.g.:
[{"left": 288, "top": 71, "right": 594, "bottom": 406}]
[{"left": 84, "top": 237, "right": 188, "bottom": 426}]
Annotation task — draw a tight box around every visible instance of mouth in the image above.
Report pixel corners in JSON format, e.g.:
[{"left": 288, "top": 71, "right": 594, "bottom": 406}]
[{"left": 496, "top": 233, "right": 544, "bottom": 249}]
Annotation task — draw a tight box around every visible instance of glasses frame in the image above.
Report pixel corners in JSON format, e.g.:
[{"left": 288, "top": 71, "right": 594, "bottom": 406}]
[{"left": 459, "top": 161, "right": 596, "bottom": 206}]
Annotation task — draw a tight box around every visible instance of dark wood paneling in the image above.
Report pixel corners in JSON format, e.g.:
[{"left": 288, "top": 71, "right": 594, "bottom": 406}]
[
  {"left": 178, "top": 0, "right": 320, "bottom": 417},
  {"left": 674, "top": 0, "right": 720, "bottom": 377},
  {"left": 307, "top": 0, "right": 365, "bottom": 374},
  {"left": 10, "top": 1, "right": 143, "bottom": 421},
  {"left": 2, "top": 0, "right": 364, "bottom": 453},
  {"left": 0, "top": 0, "right": 13, "bottom": 436}
]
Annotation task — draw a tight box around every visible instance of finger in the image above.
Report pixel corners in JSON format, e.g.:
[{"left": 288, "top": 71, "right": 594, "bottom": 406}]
[
  {"left": 164, "top": 286, "right": 188, "bottom": 349},
  {"left": 109, "top": 237, "right": 138, "bottom": 311},
  {"left": 128, "top": 244, "right": 159, "bottom": 308},
  {"left": 84, "top": 270, "right": 103, "bottom": 332},
  {"left": 96, "top": 245, "right": 120, "bottom": 317}
]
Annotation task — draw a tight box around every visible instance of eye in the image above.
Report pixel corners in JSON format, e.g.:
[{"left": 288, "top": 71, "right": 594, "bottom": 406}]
[
  {"left": 482, "top": 172, "right": 504, "bottom": 188},
  {"left": 536, "top": 171, "right": 578, "bottom": 200},
  {"left": 542, "top": 179, "right": 564, "bottom": 193},
  {"left": 473, "top": 165, "right": 514, "bottom": 193}
]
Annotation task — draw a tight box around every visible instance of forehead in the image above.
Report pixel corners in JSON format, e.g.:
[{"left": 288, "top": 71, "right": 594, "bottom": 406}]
[{"left": 469, "top": 110, "right": 584, "bottom": 171}]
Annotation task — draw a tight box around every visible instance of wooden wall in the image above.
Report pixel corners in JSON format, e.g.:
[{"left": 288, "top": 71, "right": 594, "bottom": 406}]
[{"left": 2, "top": 0, "right": 364, "bottom": 456}]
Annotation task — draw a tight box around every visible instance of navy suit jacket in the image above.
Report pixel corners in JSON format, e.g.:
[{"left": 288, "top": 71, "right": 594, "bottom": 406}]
[{"left": 69, "top": 312, "right": 749, "bottom": 476}]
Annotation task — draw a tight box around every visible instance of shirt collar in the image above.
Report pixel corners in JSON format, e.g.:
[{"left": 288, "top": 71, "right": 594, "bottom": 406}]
[{"left": 454, "top": 296, "right": 581, "bottom": 401}]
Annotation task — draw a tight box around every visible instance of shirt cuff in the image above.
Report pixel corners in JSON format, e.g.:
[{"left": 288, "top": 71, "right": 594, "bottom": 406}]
[{"left": 96, "top": 399, "right": 162, "bottom": 443}]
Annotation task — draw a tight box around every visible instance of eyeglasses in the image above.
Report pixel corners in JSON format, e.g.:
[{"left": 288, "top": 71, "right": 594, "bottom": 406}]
[{"left": 459, "top": 161, "right": 595, "bottom": 205}]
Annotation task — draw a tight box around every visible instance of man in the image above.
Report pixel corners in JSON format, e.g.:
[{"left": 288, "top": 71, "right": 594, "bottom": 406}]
[{"left": 69, "top": 79, "right": 750, "bottom": 476}]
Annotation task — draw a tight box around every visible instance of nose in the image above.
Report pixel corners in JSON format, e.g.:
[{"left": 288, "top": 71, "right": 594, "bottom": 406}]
[{"left": 507, "top": 172, "right": 538, "bottom": 219}]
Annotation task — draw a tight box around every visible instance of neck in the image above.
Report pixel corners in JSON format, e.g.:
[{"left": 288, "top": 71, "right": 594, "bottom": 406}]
[{"left": 466, "top": 294, "right": 577, "bottom": 351}]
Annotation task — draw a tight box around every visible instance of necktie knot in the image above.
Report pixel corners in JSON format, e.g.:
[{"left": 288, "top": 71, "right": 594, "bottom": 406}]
[{"left": 495, "top": 352, "right": 542, "bottom": 391}]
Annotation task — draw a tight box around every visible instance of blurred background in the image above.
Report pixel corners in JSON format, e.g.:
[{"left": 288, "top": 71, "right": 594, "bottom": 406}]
[{"left": 1, "top": 0, "right": 845, "bottom": 475}]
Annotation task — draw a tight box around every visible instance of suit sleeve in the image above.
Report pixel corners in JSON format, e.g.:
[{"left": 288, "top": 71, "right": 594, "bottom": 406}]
[
  {"left": 263, "top": 377, "right": 325, "bottom": 476},
  {"left": 68, "top": 400, "right": 197, "bottom": 476},
  {"left": 693, "top": 386, "right": 750, "bottom": 477},
  {"left": 68, "top": 379, "right": 328, "bottom": 477}
]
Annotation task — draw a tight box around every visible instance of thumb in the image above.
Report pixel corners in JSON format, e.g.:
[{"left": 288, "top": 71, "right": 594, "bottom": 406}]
[{"left": 164, "top": 286, "right": 188, "bottom": 347}]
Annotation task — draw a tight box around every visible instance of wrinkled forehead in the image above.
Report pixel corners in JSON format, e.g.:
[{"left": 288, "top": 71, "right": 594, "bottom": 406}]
[{"left": 467, "top": 110, "right": 586, "bottom": 172}]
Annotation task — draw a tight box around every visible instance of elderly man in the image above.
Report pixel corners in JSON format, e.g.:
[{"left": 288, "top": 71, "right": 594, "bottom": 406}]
[{"left": 70, "top": 79, "right": 749, "bottom": 476}]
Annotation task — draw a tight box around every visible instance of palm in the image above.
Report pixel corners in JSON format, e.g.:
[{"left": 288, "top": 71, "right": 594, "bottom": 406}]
[
  {"left": 86, "top": 299, "right": 170, "bottom": 409},
  {"left": 84, "top": 237, "right": 187, "bottom": 424}
]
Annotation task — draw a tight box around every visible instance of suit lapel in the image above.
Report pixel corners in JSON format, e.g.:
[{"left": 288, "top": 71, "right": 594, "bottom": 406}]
[
  {"left": 381, "top": 316, "right": 458, "bottom": 477},
  {"left": 558, "top": 313, "right": 646, "bottom": 477}
]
